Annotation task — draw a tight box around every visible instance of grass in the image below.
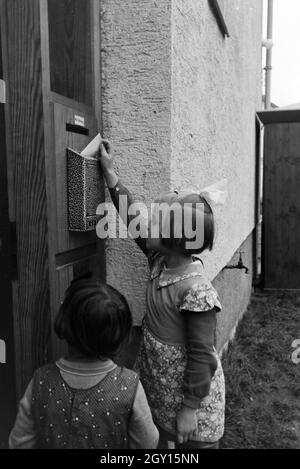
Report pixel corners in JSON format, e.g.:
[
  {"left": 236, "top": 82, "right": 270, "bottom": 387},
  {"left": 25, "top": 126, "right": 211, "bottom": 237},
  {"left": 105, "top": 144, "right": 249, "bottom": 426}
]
[{"left": 220, "top": 290, "right": 300, "bottom": 449}]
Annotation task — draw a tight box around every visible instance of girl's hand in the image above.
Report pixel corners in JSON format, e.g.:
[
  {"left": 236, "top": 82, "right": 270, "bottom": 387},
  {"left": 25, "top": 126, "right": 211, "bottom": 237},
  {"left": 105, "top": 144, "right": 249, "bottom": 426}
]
[
  {"left": 99, "top": 139, "right": 118, "bottom": 188},
  {"left": 99, "top": 139, "right": 114, "bottom": 173},
  {"left": 176, "top": 406, "right": 198, "bottom": 445}
]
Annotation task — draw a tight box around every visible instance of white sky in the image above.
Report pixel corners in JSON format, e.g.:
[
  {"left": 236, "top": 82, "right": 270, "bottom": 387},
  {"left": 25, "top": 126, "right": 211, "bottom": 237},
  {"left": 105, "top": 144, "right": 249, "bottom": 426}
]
[{"left": 263, "top": 0, "right": 300, "bottom": 107}]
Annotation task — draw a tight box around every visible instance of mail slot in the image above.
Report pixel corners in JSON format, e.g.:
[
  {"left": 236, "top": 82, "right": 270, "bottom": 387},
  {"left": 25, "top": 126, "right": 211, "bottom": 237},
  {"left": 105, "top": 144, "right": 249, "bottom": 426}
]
[{"left": 66, "top": 123, "right": 89, "bottom": 136}]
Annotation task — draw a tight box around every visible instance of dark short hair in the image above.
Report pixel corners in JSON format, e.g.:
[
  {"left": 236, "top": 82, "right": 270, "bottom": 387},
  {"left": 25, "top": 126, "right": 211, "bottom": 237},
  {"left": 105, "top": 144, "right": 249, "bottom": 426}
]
[
  {"left": 54, "top": 278, "right": 132, "bottom": 359},
  {"left": 159, "top": 192, "right": 215, "bottom": 255}
]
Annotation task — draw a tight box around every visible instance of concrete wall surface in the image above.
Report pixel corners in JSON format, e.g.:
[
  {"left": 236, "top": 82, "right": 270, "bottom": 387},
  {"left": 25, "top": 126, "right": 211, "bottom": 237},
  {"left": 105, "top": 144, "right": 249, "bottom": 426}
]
[
  {"left": 100, "top": 0, "right": 262, "bottom": 326},
  {"left": 171, "top": 0, "right": 262, "bottom": 280}
]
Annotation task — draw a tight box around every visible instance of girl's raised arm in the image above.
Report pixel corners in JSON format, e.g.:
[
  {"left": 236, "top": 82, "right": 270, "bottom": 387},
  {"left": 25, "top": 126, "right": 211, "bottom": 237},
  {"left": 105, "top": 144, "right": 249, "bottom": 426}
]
[{"left": 98, "top": 140, "right": 149, "bottom": 256}]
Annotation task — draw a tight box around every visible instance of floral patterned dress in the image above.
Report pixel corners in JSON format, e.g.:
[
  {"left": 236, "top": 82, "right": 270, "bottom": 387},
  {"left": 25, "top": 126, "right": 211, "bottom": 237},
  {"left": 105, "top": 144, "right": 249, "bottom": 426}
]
[{"left": 136, "top": 254, "right": 225, "bottom": 443}]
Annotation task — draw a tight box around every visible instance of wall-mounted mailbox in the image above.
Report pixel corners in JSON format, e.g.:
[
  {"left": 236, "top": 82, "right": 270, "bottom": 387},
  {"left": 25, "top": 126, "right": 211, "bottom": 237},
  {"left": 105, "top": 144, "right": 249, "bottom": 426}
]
[{"left": 67, "top": 148, "right": 101, "bottom": 232}]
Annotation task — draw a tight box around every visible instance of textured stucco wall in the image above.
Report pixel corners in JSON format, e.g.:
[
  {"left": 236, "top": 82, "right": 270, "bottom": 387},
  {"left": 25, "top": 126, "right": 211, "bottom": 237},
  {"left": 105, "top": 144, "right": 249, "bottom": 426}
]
[
  {"left": 100, "top": 0, "right": 262, "bottom": 325},
  {"left": 214, "top": 233, "right": 253, "bottom": 351},
  {"left": 100, "top": 0, "right": 172, "bottom": 322},
  {"left": 171, "top": 0, "right": 262, "bottom": 280}
]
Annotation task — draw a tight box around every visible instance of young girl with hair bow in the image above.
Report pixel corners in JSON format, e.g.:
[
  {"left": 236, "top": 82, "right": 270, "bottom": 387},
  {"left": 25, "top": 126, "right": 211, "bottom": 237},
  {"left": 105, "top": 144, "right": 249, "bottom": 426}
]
[{"left": 98, "top": 138, "right": 226, "bottom": 449}]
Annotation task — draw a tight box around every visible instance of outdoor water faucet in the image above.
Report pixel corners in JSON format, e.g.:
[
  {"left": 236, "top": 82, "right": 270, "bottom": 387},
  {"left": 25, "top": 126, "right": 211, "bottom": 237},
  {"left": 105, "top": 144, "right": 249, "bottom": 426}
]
[{"left": 223, "top": 252, "right": 249, "bottom": 274}]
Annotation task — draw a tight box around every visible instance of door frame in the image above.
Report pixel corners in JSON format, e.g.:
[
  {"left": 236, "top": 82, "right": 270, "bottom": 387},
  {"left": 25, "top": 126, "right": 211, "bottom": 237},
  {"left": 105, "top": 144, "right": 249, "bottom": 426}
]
[{"left": 0, "top": 12, "right": 17, "bottom": 448}]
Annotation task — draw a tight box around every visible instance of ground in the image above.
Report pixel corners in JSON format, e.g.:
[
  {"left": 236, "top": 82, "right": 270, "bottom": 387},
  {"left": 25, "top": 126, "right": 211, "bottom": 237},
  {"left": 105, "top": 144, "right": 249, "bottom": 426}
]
[{"left": 221, "top": 290, "right": 300, "bottom": 449}]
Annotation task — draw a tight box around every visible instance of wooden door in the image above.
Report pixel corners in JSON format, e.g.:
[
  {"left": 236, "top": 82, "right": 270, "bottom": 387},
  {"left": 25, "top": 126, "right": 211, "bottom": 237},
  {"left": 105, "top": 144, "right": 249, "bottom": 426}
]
[
  {"left": 263, "top": 122, "right": 300, "bottom": 289},
  {"left": 43, "top": 0, "right": 105, "bottom": 358},
  {"left": 0, "top": 21, "right": 16, "bottom": 448},
  {"left": 1, "top": 0, "right": 105, "bottom": 405}
]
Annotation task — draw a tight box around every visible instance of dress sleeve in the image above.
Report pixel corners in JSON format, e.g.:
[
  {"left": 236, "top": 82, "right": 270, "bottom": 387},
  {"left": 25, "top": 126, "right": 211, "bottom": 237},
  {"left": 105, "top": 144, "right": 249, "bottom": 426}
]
[
  {"left": 181, "top": 309, "right": 218, "bottom": 409},
  {"left": 178, "top": 283, "right": 221, "bottom": 409},
  {"left": 128, "top": 381, "right": 159, "bottom": 449},
  {"left": 109, "top": 179, "right": 149, "bottom": 256},
  {"left": 9, "top": 380, "right": 38, "bottom": 449},
  {"left": 179, "top": 283, "right": 222, "bottom": 313}
]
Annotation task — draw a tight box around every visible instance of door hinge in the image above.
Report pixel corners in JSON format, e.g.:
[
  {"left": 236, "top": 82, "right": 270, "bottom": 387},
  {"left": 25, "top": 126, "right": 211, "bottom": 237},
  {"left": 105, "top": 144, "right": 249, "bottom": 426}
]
[{"left": 0, "top": 79, "right": 6, "bottom": 104}]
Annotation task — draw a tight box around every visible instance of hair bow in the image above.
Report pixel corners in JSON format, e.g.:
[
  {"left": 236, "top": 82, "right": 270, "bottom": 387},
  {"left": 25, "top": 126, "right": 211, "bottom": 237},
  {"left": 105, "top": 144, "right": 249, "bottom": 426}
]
[{"left": 199, "top": 179, "right": 228, "bottom": 208}]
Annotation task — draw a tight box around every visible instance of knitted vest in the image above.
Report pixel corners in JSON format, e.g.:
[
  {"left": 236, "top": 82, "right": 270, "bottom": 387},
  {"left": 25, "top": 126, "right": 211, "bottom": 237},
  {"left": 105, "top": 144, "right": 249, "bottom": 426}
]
[{"left": 31, "top": 364, "right": 139, "bottom": 449}]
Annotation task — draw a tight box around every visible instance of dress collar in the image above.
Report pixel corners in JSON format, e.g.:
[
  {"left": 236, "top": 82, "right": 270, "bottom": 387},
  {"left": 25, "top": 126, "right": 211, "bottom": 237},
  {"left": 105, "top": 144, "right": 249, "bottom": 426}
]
[
  {"left": 56, "top": 358, "right": 116, "bottom": 377},
  {"left": 150, "top": 255, "right": 207, "bottom": 288}
]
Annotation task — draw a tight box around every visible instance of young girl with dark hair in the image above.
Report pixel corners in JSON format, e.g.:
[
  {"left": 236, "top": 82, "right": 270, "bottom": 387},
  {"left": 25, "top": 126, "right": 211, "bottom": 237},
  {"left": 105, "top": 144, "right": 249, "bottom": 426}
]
[
  {"left": 9, "top": 278, "right": 159, "bottom": 449},
  {"left": 98, "top": 139, "right": 226, "bottom": 450}
]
